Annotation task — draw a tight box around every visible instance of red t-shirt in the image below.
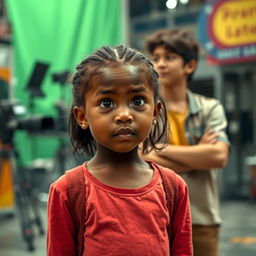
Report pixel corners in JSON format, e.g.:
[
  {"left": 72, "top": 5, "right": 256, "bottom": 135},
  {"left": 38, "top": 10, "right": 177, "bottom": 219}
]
[{"left": 47, "top": 162, "right": 192, "bottom": 256}]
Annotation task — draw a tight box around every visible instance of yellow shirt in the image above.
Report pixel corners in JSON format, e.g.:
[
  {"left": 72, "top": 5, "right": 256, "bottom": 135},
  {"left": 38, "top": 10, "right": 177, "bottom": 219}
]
[{"left": 168, "top": 109, "right": 188, "bottom": 145}]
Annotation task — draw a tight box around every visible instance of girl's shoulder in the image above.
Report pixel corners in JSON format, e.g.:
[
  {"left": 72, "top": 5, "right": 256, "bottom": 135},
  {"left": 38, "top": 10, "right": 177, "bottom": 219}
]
[
  {"left": 50, "top": 164, "right": 85, "bottom": 195},
  {"left": 149, "top": 161, "right": 187, "bottom": 188}
]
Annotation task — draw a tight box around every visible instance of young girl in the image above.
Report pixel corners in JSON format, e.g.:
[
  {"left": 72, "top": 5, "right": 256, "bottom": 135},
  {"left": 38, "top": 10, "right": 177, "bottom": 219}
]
[{"left": 47, "top": 45, "right": 192, "bottom": 256}]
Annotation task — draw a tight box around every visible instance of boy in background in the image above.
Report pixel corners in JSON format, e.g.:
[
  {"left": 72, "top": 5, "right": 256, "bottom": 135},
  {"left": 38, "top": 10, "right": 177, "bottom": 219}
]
[{"left": 143, "top": 28, "right": 230, "bottom": 256}]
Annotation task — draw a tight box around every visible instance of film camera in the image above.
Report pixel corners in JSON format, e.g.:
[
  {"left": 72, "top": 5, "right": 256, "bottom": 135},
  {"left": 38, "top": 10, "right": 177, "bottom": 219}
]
[
  {"left": 0, "top": 62, "right": 71, "bottom": 252},
  {"left": 0, "top": 62, "right": 71, "bottom": 145},
  {"left": 0, "top": 99, "right": 55, "bottom": 145}
]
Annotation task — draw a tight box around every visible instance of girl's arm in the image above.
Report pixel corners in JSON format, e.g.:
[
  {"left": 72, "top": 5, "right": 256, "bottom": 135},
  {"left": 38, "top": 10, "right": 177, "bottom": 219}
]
[
  {"left": 47, "top": 177, "right": 76, "bottom": 256},
  {"left": 170, "top": 176, "right": 193, "bottom": 255}
]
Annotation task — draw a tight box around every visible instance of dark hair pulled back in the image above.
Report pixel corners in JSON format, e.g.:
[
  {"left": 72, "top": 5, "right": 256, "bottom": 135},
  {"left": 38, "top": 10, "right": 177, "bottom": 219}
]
[{"left": 69, "top": 45, "right": 168, "bottom": 156}]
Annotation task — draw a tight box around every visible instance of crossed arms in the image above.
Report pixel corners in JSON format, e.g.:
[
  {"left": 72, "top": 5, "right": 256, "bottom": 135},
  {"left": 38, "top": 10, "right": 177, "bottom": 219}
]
[{"left": 142, "top": 130, "right": 229, "bottom": 173}]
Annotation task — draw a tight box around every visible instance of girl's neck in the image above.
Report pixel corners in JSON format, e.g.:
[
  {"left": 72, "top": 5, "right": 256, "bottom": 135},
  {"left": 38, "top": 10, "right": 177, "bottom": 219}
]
[
  {"left": 87, "top": 146, "right": 146, "bottom": 172},
  {"left": 86, "top": 147, "right": 154, "bottom": 189}
]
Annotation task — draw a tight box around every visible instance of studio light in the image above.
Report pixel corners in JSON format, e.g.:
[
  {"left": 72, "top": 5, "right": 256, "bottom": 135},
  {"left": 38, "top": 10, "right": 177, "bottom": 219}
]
[
  {"left": 180, "top": 0, "right": 189, "bottom": 5},
  {"left": 166, "top": 0, "right": 178, "bottom": 10}
]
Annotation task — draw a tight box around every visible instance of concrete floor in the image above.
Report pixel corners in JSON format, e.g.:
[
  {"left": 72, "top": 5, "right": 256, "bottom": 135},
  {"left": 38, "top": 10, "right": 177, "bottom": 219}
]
[{"left": 0, "top": 200, "right": 256, "bottom": 256}]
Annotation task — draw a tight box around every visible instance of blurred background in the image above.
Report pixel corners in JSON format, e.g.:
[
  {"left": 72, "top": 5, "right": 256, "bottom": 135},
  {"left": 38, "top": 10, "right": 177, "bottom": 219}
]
[{"left": 0, "top": 0, "right": 255, "bottom": 255}]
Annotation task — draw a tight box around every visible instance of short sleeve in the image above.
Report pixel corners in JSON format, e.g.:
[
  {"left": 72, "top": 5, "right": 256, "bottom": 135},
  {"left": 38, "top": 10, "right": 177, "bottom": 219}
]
[
  {"left": 47, "top": 176, "right": 76, "bottom": 256},
  {"left": 205, "top": 100, "right": 230, "bottom": 145}
]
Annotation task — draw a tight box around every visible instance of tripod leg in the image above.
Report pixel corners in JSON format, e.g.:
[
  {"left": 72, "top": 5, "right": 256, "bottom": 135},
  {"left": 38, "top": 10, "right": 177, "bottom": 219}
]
[
  {"left": 11, "top": 157, "right": 36, "bottom": 251},
  {"left": 15, "top": 187, "right": 35, "bottom": 251},
  {"left": 27, "top": 183, "right": 45, "bottom": 235}
]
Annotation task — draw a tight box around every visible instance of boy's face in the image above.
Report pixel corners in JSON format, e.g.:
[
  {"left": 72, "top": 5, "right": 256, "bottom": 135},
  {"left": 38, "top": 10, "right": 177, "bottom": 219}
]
[
  {"left": 74, "top": 65, "right": 160, "bottom": 153},
  {"left": 151, "top": 45, "right": 191, "bottom": 88}
]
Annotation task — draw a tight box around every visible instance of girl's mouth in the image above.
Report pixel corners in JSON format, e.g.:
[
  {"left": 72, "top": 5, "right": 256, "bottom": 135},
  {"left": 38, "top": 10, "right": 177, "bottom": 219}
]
[{"left": 114, "top": 127, "right": 135, "bottom": 137}]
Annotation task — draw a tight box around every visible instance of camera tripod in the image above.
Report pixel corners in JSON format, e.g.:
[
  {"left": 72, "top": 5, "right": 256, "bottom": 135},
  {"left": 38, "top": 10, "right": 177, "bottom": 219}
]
[{"left": 0, "top": 144, "right": 44, "bottom": 251}]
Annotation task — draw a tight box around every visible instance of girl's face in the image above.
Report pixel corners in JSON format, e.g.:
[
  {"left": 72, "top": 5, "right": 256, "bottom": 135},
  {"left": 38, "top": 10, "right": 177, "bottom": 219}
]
[{"left": 74, "top": 65, "right": 160, "bottom": 153}]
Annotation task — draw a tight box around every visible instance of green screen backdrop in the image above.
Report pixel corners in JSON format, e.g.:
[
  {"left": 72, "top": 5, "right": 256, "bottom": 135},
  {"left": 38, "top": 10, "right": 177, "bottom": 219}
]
[{"left": 6, "top": 0, "right": 122, "bottom": 166}]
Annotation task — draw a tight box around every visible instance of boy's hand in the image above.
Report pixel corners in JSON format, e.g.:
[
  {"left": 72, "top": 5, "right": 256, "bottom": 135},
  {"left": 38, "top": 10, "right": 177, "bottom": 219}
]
[{"left": 199, "top": 129, "right": 219, "bottom": 145}]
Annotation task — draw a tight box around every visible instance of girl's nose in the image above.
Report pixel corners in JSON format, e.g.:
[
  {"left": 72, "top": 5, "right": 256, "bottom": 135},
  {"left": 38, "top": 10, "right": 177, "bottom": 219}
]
[{"left": 114, "top": 108, "right": 133, "bottom": 124}]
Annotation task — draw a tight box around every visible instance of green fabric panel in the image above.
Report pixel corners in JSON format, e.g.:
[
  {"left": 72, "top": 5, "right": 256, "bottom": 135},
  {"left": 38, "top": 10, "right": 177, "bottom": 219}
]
[{"left": 6, "top": 0, "right": 122, "bottom": 165}]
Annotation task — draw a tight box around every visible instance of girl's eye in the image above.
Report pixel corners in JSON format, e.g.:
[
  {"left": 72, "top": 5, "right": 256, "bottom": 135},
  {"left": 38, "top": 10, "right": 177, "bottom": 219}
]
[
  {"left": 131, "top": 96, "right": 145, "bottom": 107},
  {"left": 100, "top": 99, "right": 114, "bottom": 109}
]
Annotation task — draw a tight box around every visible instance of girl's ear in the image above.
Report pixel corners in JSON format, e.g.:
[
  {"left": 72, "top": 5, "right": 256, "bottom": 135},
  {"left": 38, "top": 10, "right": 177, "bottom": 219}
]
[
  {"left": 153, "top": 100, "right": 162, "bottom": 118},
  {"left": 185, "top": 59, "right": 197, "bottom": 75},
  {"left": 73, "top": 106, "right": 88, "bottom": 129}
]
